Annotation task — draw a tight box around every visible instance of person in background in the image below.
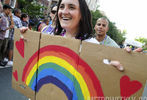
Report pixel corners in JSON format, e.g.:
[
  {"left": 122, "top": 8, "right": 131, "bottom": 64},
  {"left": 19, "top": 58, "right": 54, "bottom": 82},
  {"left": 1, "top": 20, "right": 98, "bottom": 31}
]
[
  {"left": 5, "top": 8, "right": 22, "bottom": 67},
  {"left": 0, "top": 4, "right": 14, "bottom": 66},
  {"left": 13, "top": 8, "right": 22, "bottom": 28},
  {"left": 87, "top": 17, "right": 119, "bottom": 48},
  {"left": 37, "top": 17, "right": 50, "bottom": 32},
  {"left": 87, "top": 17, "right": 143, "bottom": 71},
  {"left": 49, "top": 4, "right": 57, "bottom": 25},
  {"left": 86, "top": 17, "right": 124, "bottom": 71},
  {"left": 42, "top": 5, "right": 57, "bottom": 34},
  {"left": 21, "top": 13, "right": 29, "bottom": 27},
  {"left": 28, "top": 20, "right": 35, "bottom": 30}
]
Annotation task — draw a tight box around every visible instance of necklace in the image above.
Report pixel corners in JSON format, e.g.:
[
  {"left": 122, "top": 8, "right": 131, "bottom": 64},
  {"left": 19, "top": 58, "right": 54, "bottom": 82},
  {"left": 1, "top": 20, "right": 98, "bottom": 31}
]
[{"left": 101, "top": 35, "right": 107, "bottom": 45}]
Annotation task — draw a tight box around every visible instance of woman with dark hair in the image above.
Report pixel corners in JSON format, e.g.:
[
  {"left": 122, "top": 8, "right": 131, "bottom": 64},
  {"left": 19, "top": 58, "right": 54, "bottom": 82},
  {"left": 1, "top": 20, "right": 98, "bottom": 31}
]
[
  {"left": 20, "top": 13, "right": 29, "bottom": 27},
  {"left": 20, "top": 0, "right": 93, "bottom": 40},
  {"left": 54, "top": 0, "right": 93, "bottom": 40}
]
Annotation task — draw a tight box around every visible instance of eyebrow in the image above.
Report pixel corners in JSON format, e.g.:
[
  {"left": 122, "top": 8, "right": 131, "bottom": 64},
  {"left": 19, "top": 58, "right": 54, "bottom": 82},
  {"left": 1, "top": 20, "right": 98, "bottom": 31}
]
[
  {"left": 60, "top": 3, "right": 76, "bottom": 6},
  {"left": 69, "top": 4, "right": 76, "bottom": 6}
]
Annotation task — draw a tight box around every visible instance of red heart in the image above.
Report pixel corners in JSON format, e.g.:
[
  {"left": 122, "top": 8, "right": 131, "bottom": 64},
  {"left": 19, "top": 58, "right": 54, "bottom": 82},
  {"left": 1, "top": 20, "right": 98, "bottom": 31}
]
[
  {"left": 120, "top": 75, "right": 142, "bottom": 99},
  {"left": 13, "top": 70, "right": 18, "bottom": 81},
  {"left": 15, "top": 39, "right": 24, "bottom": 58}
]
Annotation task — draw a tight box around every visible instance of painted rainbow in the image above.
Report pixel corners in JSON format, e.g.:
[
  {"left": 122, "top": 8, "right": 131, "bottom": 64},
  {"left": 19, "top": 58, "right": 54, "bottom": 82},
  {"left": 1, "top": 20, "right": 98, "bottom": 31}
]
[{"left": 22, "top": 45, "right": 104, "bottom": 100}]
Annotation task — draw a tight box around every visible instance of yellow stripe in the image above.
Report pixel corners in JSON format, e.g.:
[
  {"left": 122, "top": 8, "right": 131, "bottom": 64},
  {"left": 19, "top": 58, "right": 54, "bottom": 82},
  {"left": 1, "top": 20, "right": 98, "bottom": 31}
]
[
  {"left": 26, "top": 64, "right": 37, "bottom": 85},
  {"left": 26, "top": 56, "right": 90, "bottom": 100}
]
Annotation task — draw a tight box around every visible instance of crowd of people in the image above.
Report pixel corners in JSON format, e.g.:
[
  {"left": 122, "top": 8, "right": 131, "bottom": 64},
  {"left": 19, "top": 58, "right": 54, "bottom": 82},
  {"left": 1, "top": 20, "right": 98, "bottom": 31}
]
[
  {"left": 0, "top": 3, "right": 30, "bottom": 67},
  {"left": 0, "top": 0, "right": 144, "bottom": 71}
]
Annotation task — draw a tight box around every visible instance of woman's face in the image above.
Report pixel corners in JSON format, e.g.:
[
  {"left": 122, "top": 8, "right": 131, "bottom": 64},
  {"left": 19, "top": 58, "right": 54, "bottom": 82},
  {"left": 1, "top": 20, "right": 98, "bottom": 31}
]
[
  {"left": 23, "top": 17, "right": 28, "bottom": 22},
  {"left": 58, "top": 0, "right": 81, "bottom": 32}
]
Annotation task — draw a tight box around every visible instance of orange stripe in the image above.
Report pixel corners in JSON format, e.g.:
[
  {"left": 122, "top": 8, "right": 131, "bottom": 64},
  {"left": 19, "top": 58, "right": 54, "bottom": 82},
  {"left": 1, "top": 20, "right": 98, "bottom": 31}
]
[{"left": 78, "top": 65, "right": 97, "bottom": 97}]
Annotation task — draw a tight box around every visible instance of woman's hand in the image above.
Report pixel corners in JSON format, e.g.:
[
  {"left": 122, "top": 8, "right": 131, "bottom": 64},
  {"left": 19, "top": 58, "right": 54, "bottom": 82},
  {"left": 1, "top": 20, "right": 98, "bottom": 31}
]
[
  {"left": 19, "top": 27, "right": 28, "bottom": 33},
  {"left": 133, "top": 48, "right": 143, "bottom": 52}
]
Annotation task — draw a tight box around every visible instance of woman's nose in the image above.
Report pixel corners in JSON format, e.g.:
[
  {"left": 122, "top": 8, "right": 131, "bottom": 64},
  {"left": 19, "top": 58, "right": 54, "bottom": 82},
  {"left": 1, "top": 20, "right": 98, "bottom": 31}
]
[{"left": 62, "top": 7, "right": 69, "bottom": 14}]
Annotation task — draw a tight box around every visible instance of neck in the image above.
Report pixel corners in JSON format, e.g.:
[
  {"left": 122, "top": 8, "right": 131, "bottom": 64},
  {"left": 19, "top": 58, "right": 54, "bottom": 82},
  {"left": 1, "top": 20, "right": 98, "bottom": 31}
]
[
  {"left": 96, "top": 34, "right": 106, "bottom": 42},
  {"left": 65, "top": 28, "right": 79, "bottom": 38}
]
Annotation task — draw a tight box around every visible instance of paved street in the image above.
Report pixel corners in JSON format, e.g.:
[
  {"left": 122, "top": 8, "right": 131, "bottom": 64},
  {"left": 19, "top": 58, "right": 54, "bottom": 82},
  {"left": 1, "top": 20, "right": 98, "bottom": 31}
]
[{"left": 0, "top": 66, "right": 28, "bottom": 100}]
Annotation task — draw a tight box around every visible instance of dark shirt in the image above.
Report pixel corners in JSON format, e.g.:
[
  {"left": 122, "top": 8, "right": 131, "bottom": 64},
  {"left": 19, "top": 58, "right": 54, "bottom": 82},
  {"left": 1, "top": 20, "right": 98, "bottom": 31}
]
[{"left": 21, "top": 20, "right": 28, "bottom": 27}]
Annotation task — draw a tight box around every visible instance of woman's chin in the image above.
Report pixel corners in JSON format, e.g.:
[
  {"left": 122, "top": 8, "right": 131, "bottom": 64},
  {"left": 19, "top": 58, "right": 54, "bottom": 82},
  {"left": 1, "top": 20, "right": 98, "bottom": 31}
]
[{"left": 61, "top": 25, "right": 70, "bottom": 30}]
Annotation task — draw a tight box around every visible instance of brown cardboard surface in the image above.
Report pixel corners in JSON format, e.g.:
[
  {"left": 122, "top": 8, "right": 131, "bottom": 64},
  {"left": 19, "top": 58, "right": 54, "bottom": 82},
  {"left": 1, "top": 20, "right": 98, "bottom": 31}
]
[
  {"left": 12, "top": 29, "right": 147, "bottom": 100},
  {"left": 36, "top": 34, "right": 81, "bottom": 100},
  {"left": 80, "top": 41, "right": 147, "bottom": 99},
  {"left": 36, "top": 84, "right": 67, "bottom": 100},
  {"left": 12, "top": 29, "right": 41, "bottom": 100}
]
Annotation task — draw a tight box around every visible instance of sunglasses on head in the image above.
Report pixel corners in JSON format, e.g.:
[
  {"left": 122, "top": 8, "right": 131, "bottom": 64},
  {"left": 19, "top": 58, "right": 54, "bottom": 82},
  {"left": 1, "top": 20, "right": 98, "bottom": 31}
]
[{"left": 51, "top": 10, "right": 56, "bottom": 14}]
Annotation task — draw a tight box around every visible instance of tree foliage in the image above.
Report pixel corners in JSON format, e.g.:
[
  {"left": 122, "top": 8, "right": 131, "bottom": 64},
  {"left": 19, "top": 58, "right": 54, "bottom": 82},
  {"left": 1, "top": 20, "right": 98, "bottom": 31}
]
[
  {"left": 17, "top": 0, "right": 45, "bottom": 19},
  {"left": 135, "top": 37, "right": 147, "bottom": 50},
  {"left": 91, "top": 10, "right": 126, "bottom": 45}
]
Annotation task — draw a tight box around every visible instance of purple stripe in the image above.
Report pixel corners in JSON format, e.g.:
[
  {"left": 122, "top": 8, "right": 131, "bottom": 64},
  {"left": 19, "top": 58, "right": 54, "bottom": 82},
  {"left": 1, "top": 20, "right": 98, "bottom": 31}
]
[{"left": 36, "top": 76, "right": 73, "bottom": 100}]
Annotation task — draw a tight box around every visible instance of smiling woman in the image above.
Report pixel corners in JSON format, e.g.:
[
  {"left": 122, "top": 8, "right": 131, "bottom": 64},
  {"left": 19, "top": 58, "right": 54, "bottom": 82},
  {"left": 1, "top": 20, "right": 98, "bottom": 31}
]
[{"left": 54, "top": 0, "right": 93, "bottom": 40}]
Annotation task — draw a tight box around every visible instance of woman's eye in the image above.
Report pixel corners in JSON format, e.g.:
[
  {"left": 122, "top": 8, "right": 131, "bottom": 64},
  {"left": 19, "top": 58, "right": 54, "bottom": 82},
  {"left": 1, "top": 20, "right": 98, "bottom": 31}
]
[
  {"left": 69, "top": 4, "right": 75, "bottom": 10},
  {"left": 59, "top": 4, "right": 64, "bottom": 9},
  {"left": 69, "top": 6, "right": 75, "bottom": 10}
]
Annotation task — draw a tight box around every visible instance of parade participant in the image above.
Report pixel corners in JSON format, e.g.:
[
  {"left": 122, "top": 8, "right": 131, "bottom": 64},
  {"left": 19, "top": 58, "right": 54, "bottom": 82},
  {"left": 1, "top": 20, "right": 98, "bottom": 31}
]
[
  {"left": 0, "top": 5, "right": 13, "bottom": 66},
  {"left": 42, "top": 5, "right": 57, "bottom": 34},
  {"left": 87, "top": 17, "right": 120, "bottom": 48},
  {"left": 13, "top": 8, "right": 22, "bottom": 28},
  {"left": 21, "top": 13, "right": 29, "bottom": 27},
  {"left": 54, "top": 0, "right": 93, "bottom": 40},
  {"left": 86, "top": 17, "right": 124, "bottom": 71},
  {"left": 37, "top": 17, "right": 50, "bottom": 32}
]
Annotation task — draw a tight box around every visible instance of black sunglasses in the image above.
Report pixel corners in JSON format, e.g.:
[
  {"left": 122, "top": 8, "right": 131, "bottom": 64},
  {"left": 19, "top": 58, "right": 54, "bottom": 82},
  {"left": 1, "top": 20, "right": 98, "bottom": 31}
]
[{"left": 51, "top": 10, "right": 56, "bottom": 14}]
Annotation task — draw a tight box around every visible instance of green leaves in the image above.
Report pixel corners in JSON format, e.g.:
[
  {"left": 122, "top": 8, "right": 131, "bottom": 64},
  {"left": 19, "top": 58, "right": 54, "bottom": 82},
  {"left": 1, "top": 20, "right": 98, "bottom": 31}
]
[
  {"left": 17, "top": 0, "right": 45, "bottom": 19},
  {"left": 135, "top": 37, "right": 147, "bottom": 50}
]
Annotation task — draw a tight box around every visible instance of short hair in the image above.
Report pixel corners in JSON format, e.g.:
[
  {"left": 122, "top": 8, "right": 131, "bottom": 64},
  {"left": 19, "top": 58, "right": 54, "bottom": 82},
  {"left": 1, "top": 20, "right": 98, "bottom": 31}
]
[
  {"left": 54, "top": 0, "right": 93, "bottom": 40},
  {"left": 3, "top": 4, "right": 12, "bottom": 10},
  {"left": 13, "top": 8, "right": 21, "bottom": 15},
  {"left": 21, "top": 13, "right": 28, "bottom": 20},
  {"left": 97, "top": 17, "right": 109, "bottom": 26}
]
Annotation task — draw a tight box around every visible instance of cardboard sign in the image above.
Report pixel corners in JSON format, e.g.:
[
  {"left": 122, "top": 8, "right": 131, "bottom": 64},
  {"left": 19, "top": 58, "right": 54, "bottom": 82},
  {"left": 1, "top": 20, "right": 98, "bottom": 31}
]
[
  {"left": 12, "top": 29, "right": 147, "bottom": 100},
  {"left": 12, "top": 29, "right": 41, "bottom": 100},
  {"left": 80, "top": 41, "right": 147, "bottom": 100}
]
